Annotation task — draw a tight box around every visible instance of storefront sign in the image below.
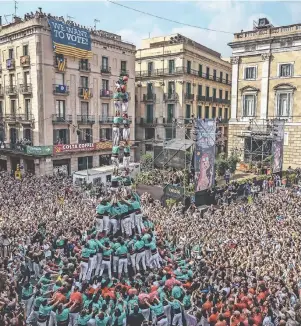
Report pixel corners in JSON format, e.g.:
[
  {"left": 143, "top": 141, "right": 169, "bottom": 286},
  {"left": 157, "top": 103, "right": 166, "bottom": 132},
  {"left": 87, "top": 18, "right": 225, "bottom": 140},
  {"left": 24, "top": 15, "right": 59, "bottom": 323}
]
[
  {"left": 53, "top": 141, "right": 131, "bottom": 155},
  {"left": 26, "top": 146, "right": 53, "bottom": 156}
]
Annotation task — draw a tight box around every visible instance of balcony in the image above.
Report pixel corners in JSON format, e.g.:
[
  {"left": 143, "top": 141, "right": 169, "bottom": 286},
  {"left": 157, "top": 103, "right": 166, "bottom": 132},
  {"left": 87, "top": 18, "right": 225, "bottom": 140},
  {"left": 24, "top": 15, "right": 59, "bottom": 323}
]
[
  {"left": 217, "top": 98, "right": 231, "bottom": 105},
  {"left": 53, "top": 84, "right": 69, "bottom": 95},
  {"left": 139, "top": 117, "right": 158, "bottom": 125},
  {"left": 197, "top": 95, "right": 206, "bottom": 102},
  {"left": 53, "top": 56, "right": 67, "bottom": 70},
  {"left": 20, "top": 55, "right": 30, "bottom": 67},
  {"left": 79, "top": 62, "right": 91, "bottom": 72},
  {"left": 185, "top": 93, "right": 195, "bottom": 101},
  {"left": 4, "top": 114, "right": 34, "bottom": 123},
  {"left": 0, "top": 86, "right": 4, "bottom": 97},
  {"left": 19, "top": 84, "right": 32, "bottom": 95},
  {"left": 6, "top": 59, "right": 15, "bottom": 70},
  {"left": 77, "top": 115, "right": 95, "bottom": 124},
  {"left": 78, "top": 87, "right": 93, "bottom": 99},
  {"left": 120, "top": 70, "right": 129, "bottom": 77},
  {"left": 52, "top": 114, "right": 72, "bottom": 124},
  {"left": 163, "top": 92, "right": 179, "bottom": 102},
  {"left": 142, "top": 93, "right": 156, "bottom": 102},
  {"left": 100, "top": 89, "right": 112, "bottom": 99},
  {"left": 101, "top": 66, "right": 111, "bottom": 74},
  {"left": 6, "top": 85, "right": 18, "bottom": 96},
  {"left": 99, "top": 116, "right": 114, "bottom": 124}
]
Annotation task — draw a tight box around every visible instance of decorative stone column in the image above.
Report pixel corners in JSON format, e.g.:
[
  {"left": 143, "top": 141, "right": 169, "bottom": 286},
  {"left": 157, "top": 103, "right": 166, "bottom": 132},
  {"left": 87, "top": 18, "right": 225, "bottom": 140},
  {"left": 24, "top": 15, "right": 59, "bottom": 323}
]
[
  {"left": 260, "top": 53, "right": 271, "bottom": 119},
  {"left": 230, "top": 56, "right": 240, "bottom": 120}
]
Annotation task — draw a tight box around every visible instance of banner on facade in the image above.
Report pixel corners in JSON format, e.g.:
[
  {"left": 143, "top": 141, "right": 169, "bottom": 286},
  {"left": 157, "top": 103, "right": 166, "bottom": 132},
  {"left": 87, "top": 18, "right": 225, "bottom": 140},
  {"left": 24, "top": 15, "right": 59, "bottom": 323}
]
[
  {"left": 164, "top": 184, "right": 184, "bottom": 199},
  {"left": 194, "top": 119, "right": 216, "bottom": 192},
  {"left": 272, "top": 119, "right": 285, "bottom": 173},
  {"left": 26, "top": 146, "right": 53, "bottom": 156},
  {"left": 48, "top": 18, "right": 92, "bottom": 59}
]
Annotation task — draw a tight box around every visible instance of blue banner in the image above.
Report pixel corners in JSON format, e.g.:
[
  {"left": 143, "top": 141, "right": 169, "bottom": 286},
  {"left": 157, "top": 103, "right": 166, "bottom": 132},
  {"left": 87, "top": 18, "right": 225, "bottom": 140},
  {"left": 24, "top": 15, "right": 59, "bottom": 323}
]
[
  {"left": 195, "top": 119, "right": 216, "bottom": 192},
  {"left": 48, "top": 19, "right": 92, "bottom": 59}
]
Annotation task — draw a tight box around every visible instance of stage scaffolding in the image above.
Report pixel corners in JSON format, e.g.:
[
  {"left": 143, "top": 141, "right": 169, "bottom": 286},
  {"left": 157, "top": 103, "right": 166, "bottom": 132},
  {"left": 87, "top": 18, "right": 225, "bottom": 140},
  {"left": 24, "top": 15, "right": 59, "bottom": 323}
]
[{"left": 235, "top": 118, "right": 278, "bottom": 167}]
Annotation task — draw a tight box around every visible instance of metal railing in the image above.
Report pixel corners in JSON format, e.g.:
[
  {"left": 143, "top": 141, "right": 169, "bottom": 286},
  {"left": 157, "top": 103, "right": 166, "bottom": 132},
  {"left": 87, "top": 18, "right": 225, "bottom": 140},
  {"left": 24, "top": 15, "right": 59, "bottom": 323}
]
[
  {"left": 163, "top": 93, "right": 179, "bottom": 102},
  {"left": 5, "top": 114, "right": 34, "bottom": 121},
  {"left": 184, "top": 93, "right": 195, "bottom": 100},
  {"left": 77, "top": 115, "right": 95, "bottom": 124},
  {"left": 5, "top": 85, "right": 17, "bottom": 95},
  {"left": 20, "top": 84, "right": 32, "bottom": 94},
  {"left": 136, "top": 66, "right": 231, "bottom": 85},
  {"left": 100, "top": 89, "right": 112, "bottom": 98},
  {"left": 120, "top": 70, "right": 129, "bottom": 77},
  {"left": 78, "top": 87, "right": 93, "bottom": 98},
  {"left": 79, "top": 62, "right": 91, "bottom": 72},
  {"left": 53, "top": 84, "right": 69, "bottom": 95},
  {"left": 99, "top": 116, "right": 114, "bottom": 123},
  {"left": 101, "top": 66, "right": 111, "bottom": 74},
  {"left": 142, "top": 93, "right": 156, "bottom": 102},
  {"left": 52, "top": 114, "right": 72, "bottom": 124}
]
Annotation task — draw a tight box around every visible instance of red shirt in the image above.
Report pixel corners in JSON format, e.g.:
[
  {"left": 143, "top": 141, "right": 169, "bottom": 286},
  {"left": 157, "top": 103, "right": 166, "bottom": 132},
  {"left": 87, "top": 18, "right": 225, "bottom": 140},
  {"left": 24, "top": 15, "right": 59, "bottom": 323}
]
[{"left": 70, "top": 291, "right": 82, "bottom": 304}]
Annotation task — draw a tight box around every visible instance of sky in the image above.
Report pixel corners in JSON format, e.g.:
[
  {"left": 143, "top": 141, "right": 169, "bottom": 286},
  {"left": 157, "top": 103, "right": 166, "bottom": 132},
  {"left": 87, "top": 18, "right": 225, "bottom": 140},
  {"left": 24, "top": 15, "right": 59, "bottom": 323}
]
[{"left": 2, "top": 1, "right": 301, "bottom": 57}]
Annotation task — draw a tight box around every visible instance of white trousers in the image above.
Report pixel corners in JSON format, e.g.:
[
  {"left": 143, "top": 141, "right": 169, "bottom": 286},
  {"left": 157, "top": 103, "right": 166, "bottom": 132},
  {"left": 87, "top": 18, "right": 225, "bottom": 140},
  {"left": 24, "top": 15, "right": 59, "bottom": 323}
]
[
  {"left": 49, "top": 311, "right": 57, "bottom": 326},
  {"left": 121, "top": 216, "right": 132, "bottom": 236},
  {"left": 141, "top": 308, "right": 150, "bottom": 322},
  {"left": 95, "top": 217, "right": 103, "bottom": 232},
  {"left": 103, "top": 215, "right": 110, "bottom": 232},
  {"left": 123, "top": 128, "right": 130, "bottom": 141},
  {"left": 113, "top": 256, "right": 119, "bottom": 273},
  {"left": 135, "top": 214, "right": 144, "bottom": 234},
  {"left": 79, "top": 261, "right": 89, "bottom": 281},
  {"left": 163, "top": 305, "right": 171, "bottom": 326},
  {"left": 95, "top": 253, "right": 103, "bottom": 276},
  {"left": 99, "top": 259, "right": 111, "bottom": 279},
  {"left": 113, "top": 127, "right": 120, "bottom": 146},
  {"left": 157, "top": 318, "right": 168, "bottom": 326},
  {"left": 123, "top": 155, "right": 130, "bottom": 169},
  {"left": 110, "top": 218, "right": 118, "bottom": 235},
  {"left": 150, "top": 253, "right": 161, "bottom": 269},
  {"left": 136, "top": 251, "right": 146, "bottom": 271},
  {"left": 22, "top": 296, "right": 34, "bottom": 319},
  {"left": 86, "top": 255, "right": 97, "bottom": 280},
  {"left": 118, "top": 258, "right": 128, "bottom": 276},
  {"left": 172, "top": 312, "right": 183, "bottom": 326},
  {"left": 145, "top": 249, "right": 151, "bottom": 267},
  {"left": 68, "top": 312, "right": 79, "bottom": 326}
]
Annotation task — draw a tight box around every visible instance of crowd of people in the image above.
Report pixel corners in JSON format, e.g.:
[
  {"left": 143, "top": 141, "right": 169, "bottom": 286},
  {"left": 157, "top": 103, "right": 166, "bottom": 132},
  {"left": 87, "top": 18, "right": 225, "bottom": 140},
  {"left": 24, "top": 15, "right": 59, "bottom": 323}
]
[{"left": 0, "top": 169, "right": 301, "bottom": 326}]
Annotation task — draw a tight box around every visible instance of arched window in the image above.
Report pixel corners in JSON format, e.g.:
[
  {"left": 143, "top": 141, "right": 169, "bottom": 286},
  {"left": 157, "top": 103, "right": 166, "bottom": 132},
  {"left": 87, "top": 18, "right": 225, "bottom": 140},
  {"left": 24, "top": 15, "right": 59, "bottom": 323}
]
[
  {"left": 240, "top": 86, "right": 260, "bottom": 117},
  {"left": 273, "top": 83, "right": 296, "bottom": 118}
]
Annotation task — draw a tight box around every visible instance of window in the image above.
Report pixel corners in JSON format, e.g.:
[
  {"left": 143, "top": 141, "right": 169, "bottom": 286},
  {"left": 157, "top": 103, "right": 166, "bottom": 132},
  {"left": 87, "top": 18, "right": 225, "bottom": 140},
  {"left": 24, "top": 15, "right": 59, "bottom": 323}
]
[
  {"left": 0, "top": 101, "right": 3, "bottom": 116},
  {"left": 187, "top": 60, "right": 191, "bottom": 74},
  {"left": 219, "top": 89, "right": 223, "bottom": 99},
  {"left": 198, "top": 85, "right": 202, "bottom": 95},
  {"left": 102, "top": 103, "right": 109, "bottom": 119},
  {"left": 102, "top": 56, "right": 108, "bottom": 68},
  {"left": 165, "top": 127, "right": 176, "bottom": 140},
  {"left": 167, "top": 104, "right": 174, "bottom": 123},
  {"left": 102, "top": 79, "right": 109, "bottom": 90},
  {"left": 146, "top": 104, "right": 153, "bottom": 123},
  {"left": 218, "top": 107, "right": 223, "bottom": 118},
  {"left": 186, "top": 82, "right": 191, "bottom": 95},
  {"left": 220, "top": 71, "right": 223, "bottom": 81},
  {"left": 9, "top": 74, "right": 14, "bottom": 86},
  {"left": 148, "top": 62, "right": 153, "bottom": 73},
  {"left": 212, "top": 107, "right": 216, "bottom": 118},
  {"left": 198, "top": 64, "right": 203, "bottom": 77},
  {"left": 24, "top": 71, "right": 30, "bottom": 85},
  {"left": 226, "top": 74, "right": 229, "bottom": 83},
  {"left": 213, "top": 88, "right": 216, "bottom": 99},
  {"left": 168, "top": 60, "right": 175, "bottom": 74},
  {"left": 25, "top": 99, "right": 31, "bottom": 119},
  {"left": 53, "top": 129, "right": 69, "bottom": 144},
  {"left": 100, "top": 128, "right": 112, "bottom": 140},
  {"left": 80, "top": 76, "right": 88, "bottom": 88},
  {"left": 79, "top": 128, "right": 93, "bottom": 143},
  {"left": 168, "top": 81, "right": 175, "bottom": 94},
  {"left": 213, "top": 69, "right": 217, "bottom": 81},
  {"left": 147, "top": 83, "right": 153, "bottom": 95},
  {"left": 145, "top": 128, "right": 155, "bottom": 140},
  {"left": 78, "top": 156, "right": 93, "bottom": 171},
  {"left": 56, "top": 100, "right": 65, "bottom": 117},
  {"left": 121, "top": 60, "right": 127, "bottom": 72},
  {"left": 205, "top": 106, "right": 209, "bottom": 119},
  {"left": 81, "top": 102, "right": 89, "bottom": 116},
  {"left": 186, "top": 104, "right": 191, "bottom": 119},
  {"left": 276, "top": 93, "right": 291, "bottom": 117},
  {"left": 243, "top": 94, "right": 256, "bottom": 117},
  {"left": 279, "top": 63, "right": 293, "bottom": 77},
  {"left": 55, "top": 73, "right": 64, "bottom": 85},
  {"left": 225, "top": 91, "right": 229, "bottom": 100},
  {"left": 11, "top": 100, "right": 16, "bottom": 115},
  {"left": 197, "top": 105, "right": 202, "bottom": 118},
  {"left": 206, "top": 67, "right": 210, "bottom": 79},
  {"left": 224, "top": 108, "right": 228, "bottom": 120},
  {"left": 8, "top": 48, "right": 14, "bottom": 59},
  {"left": 99, "top": 154, "right": 111, "bottom": 166},
  {"left": 206, "top": 86, "right": 210, "bottom": 98},
  {"left": 23, "top": 45, "right": 28, "bottom": 56},
  {"left": 245, "top": 67, "right": 256, "bottom": 80},
  {"left": 80, "top": 59, "right": 89, "bottom": 70}
]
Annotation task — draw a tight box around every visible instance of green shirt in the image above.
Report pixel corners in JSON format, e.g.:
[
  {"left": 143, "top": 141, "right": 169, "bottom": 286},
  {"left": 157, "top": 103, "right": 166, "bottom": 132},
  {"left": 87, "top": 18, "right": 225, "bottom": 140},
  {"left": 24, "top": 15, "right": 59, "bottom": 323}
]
[
  {"left": 111, "top": 312, "right": 126, "bottom": 326},
  {"left": 170, "top": 300, "right": 181, "bottom": 310},
  {"left": 77, "top": 314, "right": 92, "bottom": 326},
  {"left": 134, "top": 240, "right": 145, "bottom": 252},
  {"left": 116, "top": 245, "right": 128, "bottom": 257},
  {"left": 56, "top": 308, "right": 70, "bottom": 322},
  {"left": 95, "top": 316, "right": 110, "bottom": 326},
  {"left": 171, "top": 286, "right": 183, "bottom": 299},
  {"left": 21, "top": 284, "right": 33, "bottom": 299},
  {"left": 81, "top": 247, "right": 95, "bottom": 258},
  {"left": 39, "top": 304, "right": 55, "bottom": 317},
  {"left": 150, "top": 303, "right": 165, "bottom": 316}
]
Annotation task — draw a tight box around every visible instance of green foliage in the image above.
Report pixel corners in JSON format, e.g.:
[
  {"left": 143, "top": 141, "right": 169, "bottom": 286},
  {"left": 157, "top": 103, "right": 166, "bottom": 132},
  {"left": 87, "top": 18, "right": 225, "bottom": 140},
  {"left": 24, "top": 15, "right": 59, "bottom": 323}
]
[
  {"left": 215, "top": 153, "right": 240, "bottom": 176},
  {"left": 140, "top": 153, "right": 153, "bottom": 171},
  {"left": 166, "top": 198, "right": 176, "bottom": 207}
]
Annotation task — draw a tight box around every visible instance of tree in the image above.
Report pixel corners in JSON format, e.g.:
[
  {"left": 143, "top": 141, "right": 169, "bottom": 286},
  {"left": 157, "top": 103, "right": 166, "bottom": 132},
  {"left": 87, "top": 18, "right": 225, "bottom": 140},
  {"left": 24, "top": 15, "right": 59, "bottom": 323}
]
[{"left": 140, "top": 153, "right": 153, "bottom": 172}]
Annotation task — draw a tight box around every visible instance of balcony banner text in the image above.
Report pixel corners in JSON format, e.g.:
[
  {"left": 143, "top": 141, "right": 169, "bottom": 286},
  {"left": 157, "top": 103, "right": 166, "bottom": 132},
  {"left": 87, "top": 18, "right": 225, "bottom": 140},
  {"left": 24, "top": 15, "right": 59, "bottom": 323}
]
[
  {"left": 272, "top": 119, "right": 285, "bottom": 173},
  {"left": 194, "top": 119, "right": 216, "bottom": 192},
  {"left": 48, "top": 18, "right": 92, "bottom": 59}
]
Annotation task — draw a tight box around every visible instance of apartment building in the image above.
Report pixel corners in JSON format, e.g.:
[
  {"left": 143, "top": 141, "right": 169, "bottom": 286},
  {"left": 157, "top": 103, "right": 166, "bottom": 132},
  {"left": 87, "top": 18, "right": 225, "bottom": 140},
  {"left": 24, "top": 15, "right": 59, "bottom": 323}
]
[
  {"left": 135, "top": 34, "right": 232, "bottom": 155},
  {"left": 0, "top": 16, "right": 135, "bottom": 175},
  {"left": 229, "top": 18, "right": 301, "bottom": 168}
]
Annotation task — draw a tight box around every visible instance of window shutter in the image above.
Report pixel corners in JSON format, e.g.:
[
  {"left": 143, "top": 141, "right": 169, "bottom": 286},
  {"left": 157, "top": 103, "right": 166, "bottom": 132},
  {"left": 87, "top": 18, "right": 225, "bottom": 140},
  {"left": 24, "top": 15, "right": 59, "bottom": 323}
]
[
  {"left": 253, "top": 95, "right": 256, "bottom": 116},
  {"left": 242, "top": 94, "right": 245, "bottom": 116}
]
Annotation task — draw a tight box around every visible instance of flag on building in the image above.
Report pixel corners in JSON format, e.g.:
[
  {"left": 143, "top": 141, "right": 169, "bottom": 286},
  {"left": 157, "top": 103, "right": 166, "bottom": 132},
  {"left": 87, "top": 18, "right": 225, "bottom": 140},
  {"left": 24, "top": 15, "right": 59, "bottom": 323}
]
[
  {"left": 56, "top": 55, "right": 66, "bottom": 72},
  {"left": 83, "top": 88, "right": 90, "bottom": 100}
]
